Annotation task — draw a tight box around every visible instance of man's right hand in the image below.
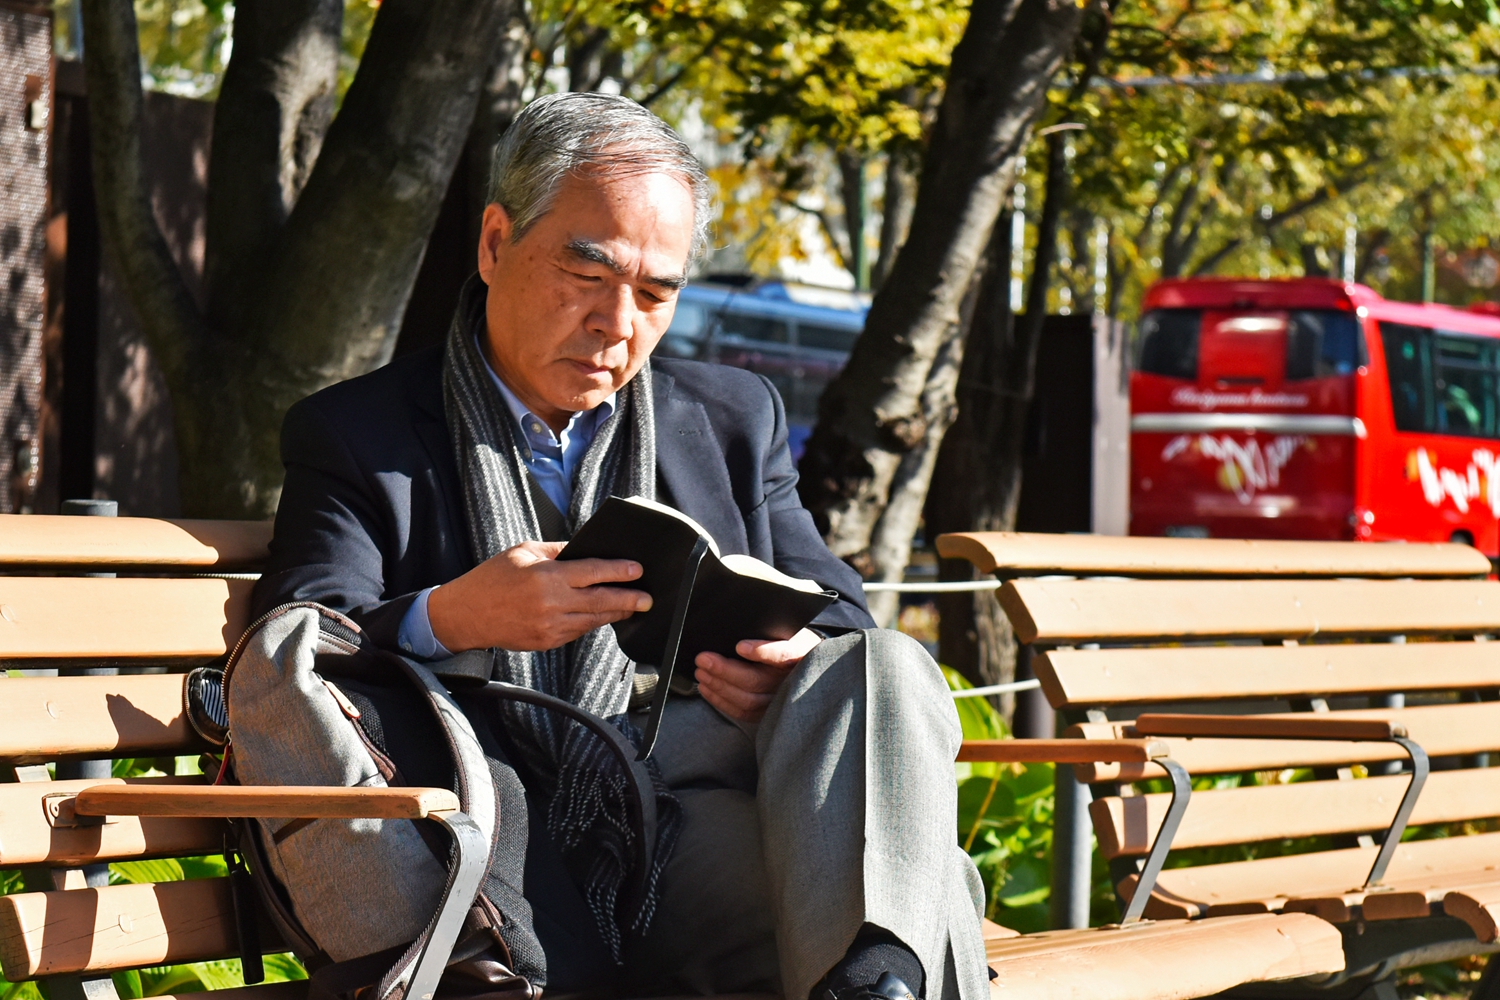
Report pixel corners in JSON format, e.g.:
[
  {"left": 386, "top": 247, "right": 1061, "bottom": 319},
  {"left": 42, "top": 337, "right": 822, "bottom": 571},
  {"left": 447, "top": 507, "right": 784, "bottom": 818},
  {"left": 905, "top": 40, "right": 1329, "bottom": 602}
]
[{"left": 426, "top": 540, "right": 651, "bottom": 653}]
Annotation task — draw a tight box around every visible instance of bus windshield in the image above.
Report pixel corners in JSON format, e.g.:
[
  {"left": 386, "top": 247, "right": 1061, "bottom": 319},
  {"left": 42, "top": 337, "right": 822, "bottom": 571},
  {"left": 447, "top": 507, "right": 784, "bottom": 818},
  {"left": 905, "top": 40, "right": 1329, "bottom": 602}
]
[
  {"left": 1382, "top": 322, "right": 1500, "bottom": 439},
  {"left": 1137, "top": 308, "right": 1364, "bottom": 384}
]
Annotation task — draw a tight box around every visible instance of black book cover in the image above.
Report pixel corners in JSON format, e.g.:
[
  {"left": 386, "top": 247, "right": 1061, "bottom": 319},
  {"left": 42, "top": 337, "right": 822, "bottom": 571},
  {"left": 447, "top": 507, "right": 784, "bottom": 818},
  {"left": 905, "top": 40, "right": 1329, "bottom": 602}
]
[{"left": 558, "top": 496, "right": 836, "bottom": 676}]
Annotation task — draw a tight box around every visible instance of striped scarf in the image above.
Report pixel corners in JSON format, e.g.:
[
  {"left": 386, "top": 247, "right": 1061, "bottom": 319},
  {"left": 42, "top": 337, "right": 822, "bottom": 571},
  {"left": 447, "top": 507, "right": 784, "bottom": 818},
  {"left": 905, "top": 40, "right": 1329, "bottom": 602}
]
[{"left": 441, "top": 276, "right": 679, "bottom": 961}]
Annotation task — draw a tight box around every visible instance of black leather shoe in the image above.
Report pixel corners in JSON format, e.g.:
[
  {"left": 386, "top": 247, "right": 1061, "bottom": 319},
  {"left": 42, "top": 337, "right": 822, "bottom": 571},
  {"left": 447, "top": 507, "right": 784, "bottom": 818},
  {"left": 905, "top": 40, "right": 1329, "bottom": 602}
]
[{"left": 818, "top": 971, "right": 917, "bottom": 1000}]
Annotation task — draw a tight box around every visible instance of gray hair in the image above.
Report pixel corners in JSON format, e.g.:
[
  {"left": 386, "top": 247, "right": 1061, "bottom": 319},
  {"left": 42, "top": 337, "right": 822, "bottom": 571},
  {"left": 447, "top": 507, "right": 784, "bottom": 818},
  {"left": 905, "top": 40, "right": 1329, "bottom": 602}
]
[{"left": 488, "top": 92, "right": 712, "bottom": 263}]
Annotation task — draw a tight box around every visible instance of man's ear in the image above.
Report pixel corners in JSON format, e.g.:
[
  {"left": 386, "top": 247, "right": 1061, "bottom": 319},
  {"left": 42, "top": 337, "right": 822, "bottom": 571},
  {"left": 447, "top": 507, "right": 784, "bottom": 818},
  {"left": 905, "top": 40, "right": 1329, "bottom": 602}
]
[{"left": 477, "top": 204, "right": 514, "bottom": 285}]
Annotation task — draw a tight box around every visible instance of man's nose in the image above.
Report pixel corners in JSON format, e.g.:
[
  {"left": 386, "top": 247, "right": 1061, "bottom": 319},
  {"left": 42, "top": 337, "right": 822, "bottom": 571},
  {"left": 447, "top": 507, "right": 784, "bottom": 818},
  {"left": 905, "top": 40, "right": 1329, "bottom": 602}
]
[{"left": 589, "top": 284, "right": 636, "bottom": 344}]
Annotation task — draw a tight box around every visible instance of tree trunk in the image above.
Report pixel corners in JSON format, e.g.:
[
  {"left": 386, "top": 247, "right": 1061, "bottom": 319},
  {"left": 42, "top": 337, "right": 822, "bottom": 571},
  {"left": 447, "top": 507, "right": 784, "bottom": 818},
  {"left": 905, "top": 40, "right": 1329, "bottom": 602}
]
[
  {"left": 463, "top": 8, "right": 533, "bottom": 248},
  {"left": 80, "top": 0, "right": 513, "bottom": 518},
  {"left": 797, "top": 0, "right": 1085, "bottom": 577},
  {"left": 873, "top": 147, "right": 915, "bottom": 292},
  {"left": 926, "top": 129, "right": 1070, "bottom": 718},
  {"left": 837, "top": 150, "right": 867, "bottom": 289},
  {"left": 926, "top": 217, "right": 1014, "bottom": 695}
]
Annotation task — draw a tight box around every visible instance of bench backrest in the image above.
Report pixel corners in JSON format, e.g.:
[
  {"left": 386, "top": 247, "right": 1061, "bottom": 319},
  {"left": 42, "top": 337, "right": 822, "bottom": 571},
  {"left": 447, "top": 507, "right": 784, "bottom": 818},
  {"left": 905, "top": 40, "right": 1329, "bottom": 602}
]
[
  {"left": 936, "top": 531, "right": 1500, "bottom": 911},
  {"left": 0, "top": 514, "right": 272, "bottom": 987}
]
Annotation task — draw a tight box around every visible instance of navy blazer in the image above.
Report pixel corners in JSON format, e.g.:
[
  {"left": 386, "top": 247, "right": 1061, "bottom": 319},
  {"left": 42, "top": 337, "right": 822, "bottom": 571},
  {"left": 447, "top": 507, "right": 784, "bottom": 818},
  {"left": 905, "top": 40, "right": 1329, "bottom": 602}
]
[{"left": 253, "top": 346, "right": 874, "bottom": 651}]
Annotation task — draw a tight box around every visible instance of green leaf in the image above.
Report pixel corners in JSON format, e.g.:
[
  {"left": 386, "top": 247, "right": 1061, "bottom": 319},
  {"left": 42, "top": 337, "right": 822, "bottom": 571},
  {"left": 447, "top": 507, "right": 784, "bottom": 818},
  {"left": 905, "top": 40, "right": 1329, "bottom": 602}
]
[
  {"left": 110, "top": 970, "right": 144, "bottom": 1000},
  {"left": 261, "top": 954, "right": 309, "bottom": 983},
  {"left": 178, "top": 856, "right": 229, "bottom": 881},
  {"left": 111, "top": 859, "right": 183, "bottom": 885}
]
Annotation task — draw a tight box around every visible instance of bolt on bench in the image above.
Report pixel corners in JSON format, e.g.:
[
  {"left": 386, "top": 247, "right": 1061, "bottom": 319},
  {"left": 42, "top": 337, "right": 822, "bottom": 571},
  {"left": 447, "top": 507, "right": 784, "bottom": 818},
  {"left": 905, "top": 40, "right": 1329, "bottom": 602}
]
[
  {"left": 939, "top": 530, "right": 1500, "bottom": 998},
  {"left": 0, "top": 514, "right": 1345, "bottom": 1000}
]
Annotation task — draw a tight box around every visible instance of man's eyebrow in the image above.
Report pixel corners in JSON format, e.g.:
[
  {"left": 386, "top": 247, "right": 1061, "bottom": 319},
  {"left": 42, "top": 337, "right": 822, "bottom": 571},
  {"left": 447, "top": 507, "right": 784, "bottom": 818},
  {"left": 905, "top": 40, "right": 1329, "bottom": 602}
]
[
  {"left": 565, "top": 239, "right": 625, "bottom": 274},
  {"left": 565, "top": 239, "right": 688, "bottom": 292}
]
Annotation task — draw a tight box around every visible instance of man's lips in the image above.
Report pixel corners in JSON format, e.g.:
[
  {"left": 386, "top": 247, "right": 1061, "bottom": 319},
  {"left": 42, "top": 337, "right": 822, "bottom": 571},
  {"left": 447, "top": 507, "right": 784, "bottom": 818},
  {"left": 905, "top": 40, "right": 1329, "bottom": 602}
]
[{"left": 566, "top": 359, "right": 613, "bottom": 377}]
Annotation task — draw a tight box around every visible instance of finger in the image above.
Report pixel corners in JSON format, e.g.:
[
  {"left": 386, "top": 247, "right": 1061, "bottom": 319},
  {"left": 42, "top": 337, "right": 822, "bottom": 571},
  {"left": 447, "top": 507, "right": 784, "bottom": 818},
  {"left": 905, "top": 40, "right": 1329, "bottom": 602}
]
[
  {"left": 575, "top": 585, "right": 652, "bottom": 614},
  {"left": 698, "top": 672, "right": 772, "bottom": 722},
  {"left": 695, "top": 652, "right": 785, "bottom": 694},
  {"left": 737, "top": 629, "right": 820, "bottom": 664},
  {"left": 505, "top": 540, "right": 562, "bottom": 568},
  {"left": 558, "top": 557, "right": 645, "bottom": 587},
  {"left": 559, "top": 609, "right": 644, "bottom": 637},
  {"left": 734, "top": 638, "right": 798, "bottom": 667}
]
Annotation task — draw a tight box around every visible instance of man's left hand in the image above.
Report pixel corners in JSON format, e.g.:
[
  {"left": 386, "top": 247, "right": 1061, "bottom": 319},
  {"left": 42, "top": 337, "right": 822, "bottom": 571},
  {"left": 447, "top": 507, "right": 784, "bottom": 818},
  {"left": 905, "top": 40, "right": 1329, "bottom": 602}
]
[{"left": 694, "top": 628, "right": 822, "bottom": 724}]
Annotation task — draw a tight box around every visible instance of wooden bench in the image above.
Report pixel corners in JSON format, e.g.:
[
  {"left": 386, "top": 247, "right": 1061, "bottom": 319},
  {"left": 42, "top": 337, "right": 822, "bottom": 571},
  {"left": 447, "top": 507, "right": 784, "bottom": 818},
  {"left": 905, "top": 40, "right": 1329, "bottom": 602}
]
[
  {"left": 0, "top": 514, "right": 1345, "bottom": 1000},
  {"left": 939, "top": 530, "right": 1500, "bottom": 997}
]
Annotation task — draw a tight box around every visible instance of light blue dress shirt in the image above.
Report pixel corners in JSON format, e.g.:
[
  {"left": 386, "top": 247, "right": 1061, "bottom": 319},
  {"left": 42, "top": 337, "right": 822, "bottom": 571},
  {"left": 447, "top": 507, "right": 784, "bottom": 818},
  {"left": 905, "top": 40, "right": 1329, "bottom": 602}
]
[{"left": 396, "top": 348, "right": 616, "bottom": 659}]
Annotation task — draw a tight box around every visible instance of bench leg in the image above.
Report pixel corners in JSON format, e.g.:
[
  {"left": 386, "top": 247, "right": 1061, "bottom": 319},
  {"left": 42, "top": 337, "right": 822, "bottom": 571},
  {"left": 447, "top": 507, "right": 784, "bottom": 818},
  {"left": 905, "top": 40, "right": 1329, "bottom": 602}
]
[
  {"left": 44, "top": 975, "right": 120, "bottom": 1000},
  {"left": 1352, "top": 977, "right": 1399, "bottom": 1000},
  {"left": 1049, "top": 765, "right": 1092, "bottom": 930}
]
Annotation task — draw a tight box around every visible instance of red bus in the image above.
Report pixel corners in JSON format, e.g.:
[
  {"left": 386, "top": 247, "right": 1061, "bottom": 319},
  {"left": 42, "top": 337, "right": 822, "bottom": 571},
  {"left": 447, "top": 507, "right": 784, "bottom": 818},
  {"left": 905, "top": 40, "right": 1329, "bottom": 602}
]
[{"left": 1130, "top": 277, "right": 1500, "bottom": 556}]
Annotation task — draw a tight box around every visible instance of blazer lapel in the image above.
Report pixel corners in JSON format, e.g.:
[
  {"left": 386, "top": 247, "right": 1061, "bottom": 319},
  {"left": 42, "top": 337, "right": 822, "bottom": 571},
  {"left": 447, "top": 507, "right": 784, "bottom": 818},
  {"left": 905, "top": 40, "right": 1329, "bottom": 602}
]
[
  {"left": 652, "top": 364, "right": 749, "bottom": 554},
  {"left": 409, "top": 359, "right": 473, "bottom": 563}
]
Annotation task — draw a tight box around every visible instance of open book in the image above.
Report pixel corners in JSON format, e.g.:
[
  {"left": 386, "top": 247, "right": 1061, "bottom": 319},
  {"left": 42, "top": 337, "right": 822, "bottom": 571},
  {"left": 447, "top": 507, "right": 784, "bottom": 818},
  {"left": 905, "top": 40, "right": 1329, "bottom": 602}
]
[
  {"left": 560, "top": 495, "right": 836, "bottom": 672},
  {"left": 558, "top": 496, "right": 836, "bottom": 752}
]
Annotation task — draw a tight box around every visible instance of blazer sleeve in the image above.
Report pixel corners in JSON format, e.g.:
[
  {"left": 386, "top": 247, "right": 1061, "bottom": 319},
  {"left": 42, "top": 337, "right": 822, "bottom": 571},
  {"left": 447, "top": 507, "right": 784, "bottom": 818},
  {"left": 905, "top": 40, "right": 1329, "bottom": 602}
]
[
  {"left": 753, "top": 374, "right": 876, "bottom": 634},
  {"left": 251, "top": 396, "right": 422, "bottom": 650}
]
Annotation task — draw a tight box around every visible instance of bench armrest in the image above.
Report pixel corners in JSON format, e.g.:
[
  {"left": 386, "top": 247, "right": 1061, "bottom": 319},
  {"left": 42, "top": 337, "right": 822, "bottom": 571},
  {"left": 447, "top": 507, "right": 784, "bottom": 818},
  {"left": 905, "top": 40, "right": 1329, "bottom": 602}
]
[
  {"left": 72, "top": 784, "right": 460, "bottom": 820},
  {"left": 958, "top": 738, "right": 1171, "bottom": 764},
  {"left": 1133, "top": 713, "right": 1407, "bottom": 741},
  {"left": 1130, "top": 712, "right": 1427, "bottom": 890}
]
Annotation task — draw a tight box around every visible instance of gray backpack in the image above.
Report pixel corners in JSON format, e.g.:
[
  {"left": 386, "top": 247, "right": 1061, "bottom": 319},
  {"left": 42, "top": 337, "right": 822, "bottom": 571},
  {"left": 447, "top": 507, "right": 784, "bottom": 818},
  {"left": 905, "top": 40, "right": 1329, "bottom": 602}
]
[{"left": 187, "top": 602, "right": 659, "bottom": 1000}]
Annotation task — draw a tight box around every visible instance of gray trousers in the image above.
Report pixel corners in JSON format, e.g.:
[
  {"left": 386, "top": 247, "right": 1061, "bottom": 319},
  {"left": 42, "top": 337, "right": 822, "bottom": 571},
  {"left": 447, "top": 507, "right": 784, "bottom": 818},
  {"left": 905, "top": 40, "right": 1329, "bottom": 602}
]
[{"left": 625, "top": 628, "right": 989, "bottom": 1000}]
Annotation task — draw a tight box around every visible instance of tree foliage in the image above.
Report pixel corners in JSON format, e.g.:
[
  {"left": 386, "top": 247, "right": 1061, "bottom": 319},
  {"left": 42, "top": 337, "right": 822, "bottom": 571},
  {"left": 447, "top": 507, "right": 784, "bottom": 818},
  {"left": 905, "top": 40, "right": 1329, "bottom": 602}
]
[{"left": 1025, "top": 0, "right": 1500, "bottom": 320}]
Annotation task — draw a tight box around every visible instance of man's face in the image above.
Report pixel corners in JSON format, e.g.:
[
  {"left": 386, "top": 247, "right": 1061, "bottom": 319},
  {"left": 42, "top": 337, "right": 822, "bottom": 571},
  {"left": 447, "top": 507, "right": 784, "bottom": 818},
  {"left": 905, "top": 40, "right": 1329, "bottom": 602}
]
[{"left": 476, "top": 166, "right": 694, "bottom": 430}]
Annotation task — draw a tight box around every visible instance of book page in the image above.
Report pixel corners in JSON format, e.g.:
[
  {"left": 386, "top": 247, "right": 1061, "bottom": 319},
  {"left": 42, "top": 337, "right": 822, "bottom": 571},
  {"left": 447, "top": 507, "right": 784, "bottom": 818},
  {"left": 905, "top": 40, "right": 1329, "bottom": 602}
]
[
  {"left": 720, "top": 553, "right": 827, "bottom": 594},
  {"left": 619, "top": 495, "right": 721, "bottom": 558}
]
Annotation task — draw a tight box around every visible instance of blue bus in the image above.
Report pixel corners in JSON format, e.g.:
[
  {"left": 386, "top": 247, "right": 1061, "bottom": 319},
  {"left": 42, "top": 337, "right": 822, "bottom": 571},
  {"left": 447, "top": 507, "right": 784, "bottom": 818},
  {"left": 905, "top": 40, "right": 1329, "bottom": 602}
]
[{"left": 660, "top": 279, "right": 870, "bottom": 457}]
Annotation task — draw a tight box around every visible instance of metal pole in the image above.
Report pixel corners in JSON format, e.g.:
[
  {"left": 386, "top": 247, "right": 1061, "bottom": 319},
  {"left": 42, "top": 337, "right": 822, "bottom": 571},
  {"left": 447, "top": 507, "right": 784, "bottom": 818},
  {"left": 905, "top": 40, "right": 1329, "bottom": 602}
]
[
  {"left": 1343, "top": 215, "right": 1357, "bottom": 282},
  {"left": 1049, "top": 758, "right": 1093, "bottom": 928},
  {"left": 56, "top": 498, "right": 117, "bottom": 888}
]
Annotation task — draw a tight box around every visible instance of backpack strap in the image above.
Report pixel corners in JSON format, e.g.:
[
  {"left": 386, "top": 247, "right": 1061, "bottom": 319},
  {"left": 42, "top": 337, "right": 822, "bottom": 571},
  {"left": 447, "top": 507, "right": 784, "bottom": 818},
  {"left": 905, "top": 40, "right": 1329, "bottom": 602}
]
[{"left": 373, "top": 655, "right": 500, "bottom": 1000}]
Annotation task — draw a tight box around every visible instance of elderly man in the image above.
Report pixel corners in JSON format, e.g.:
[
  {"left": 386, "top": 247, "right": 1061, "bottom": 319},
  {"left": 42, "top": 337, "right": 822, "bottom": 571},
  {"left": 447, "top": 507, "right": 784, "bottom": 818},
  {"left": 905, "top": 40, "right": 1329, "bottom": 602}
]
[{"left": 254, "top": 92, "right": 987, "bottom": 1000}]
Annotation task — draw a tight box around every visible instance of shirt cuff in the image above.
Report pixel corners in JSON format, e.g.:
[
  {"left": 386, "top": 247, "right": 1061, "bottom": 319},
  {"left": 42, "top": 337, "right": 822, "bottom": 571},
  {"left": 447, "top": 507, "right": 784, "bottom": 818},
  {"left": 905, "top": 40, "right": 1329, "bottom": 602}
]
[{"left": 397, "top": 587, "right": 452, "bottom": 660}]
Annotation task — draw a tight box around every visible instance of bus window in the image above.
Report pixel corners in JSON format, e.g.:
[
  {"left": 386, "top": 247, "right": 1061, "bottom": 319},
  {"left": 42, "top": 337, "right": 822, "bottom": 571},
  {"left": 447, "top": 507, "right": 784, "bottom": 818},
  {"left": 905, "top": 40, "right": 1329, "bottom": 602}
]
[
  {"left": 1136, "top": 309, "right": 1200, "bottom": 380},
  {"left": 661, "top": 302, "right": 709, "bottom": 358},
  {"left": 798, "top": 323, "right": 860, "bottom": 353},
  {"left": 1285, "top": 310, "right": 1364, "bottom": 379},
  {"left": 717, "top": 312, "right": 790, "bottom": 345},
  {"left": 1435, "top": 334, "right": 1500, "bottom": 436},
  {"left": 1381, "top": 322, "right": 1500, "bottom": 438}
]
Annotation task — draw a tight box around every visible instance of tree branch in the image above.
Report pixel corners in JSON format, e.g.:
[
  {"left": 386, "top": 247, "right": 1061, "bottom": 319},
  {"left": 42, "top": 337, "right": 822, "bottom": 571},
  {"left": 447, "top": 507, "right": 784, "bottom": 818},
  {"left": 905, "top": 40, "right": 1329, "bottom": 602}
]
[
  {"left": 205, "top": 0, "right": 344, "bottom": 333},
  {"left": 837, "top": 149, "right": 867, "bottom": 288},
  {"left": 798, "top": 0, "right": 1086, "bottom": 554},
  {"left": 78, "top": 0, "right": 206, "bottom": 388},
  {"left": 1159, "top": 157, "right": 1209, "bottom": 277},
  {"left": 787, "top": 198, "right": 850, "bottom": 272},
  {"left": 248, "top": 0, "right": 513, "bottom": 386},
  {"left": 1189, "top": 165, "right": 1377, "bottom": 276}
]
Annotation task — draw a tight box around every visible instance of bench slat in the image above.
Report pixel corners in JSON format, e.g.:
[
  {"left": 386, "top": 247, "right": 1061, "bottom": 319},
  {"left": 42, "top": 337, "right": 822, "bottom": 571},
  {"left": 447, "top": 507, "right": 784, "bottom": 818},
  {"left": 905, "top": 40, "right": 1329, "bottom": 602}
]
[
  {"left": 979, "top": 913, "right": 1344, "bottom": 1000},
  {"left": 0, "top": 515, "right": 271, "bottom": 570},
  {"left": 1446, "top": 883, "right": 1500, "bottom": 944},
  {"left": 1002, "top": 578, "right": 1500, "bottom": 645},
  {"left": 0, "top": 578, "right": 251, "bottom": 660},
  {"left": 0, "top": 778, "right": 224, "bottom": 866},
  {"left": 1072, "top": 702, "right": 1500, "bottom": 781},
  {"left": 935, "top": 531, "right": 1490, "bottom": 578},
  {"left": 0, "top": 878, "right": 279, "bottom": 979},
  {"left": 1038, "top": 640, "right": 1500, "bottom": 708},
  {"left": 1092, "top": 766, "right": 1500, "bottom": 858},
  {"left": 76, "top": 784, "right": 461, "bottom": 820},
  {"left": 1121, "top": 830, "right": 1500, "bottom": 920},
  {"left": 0, "top": 674, "right": 203, "bottom": 761}
]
